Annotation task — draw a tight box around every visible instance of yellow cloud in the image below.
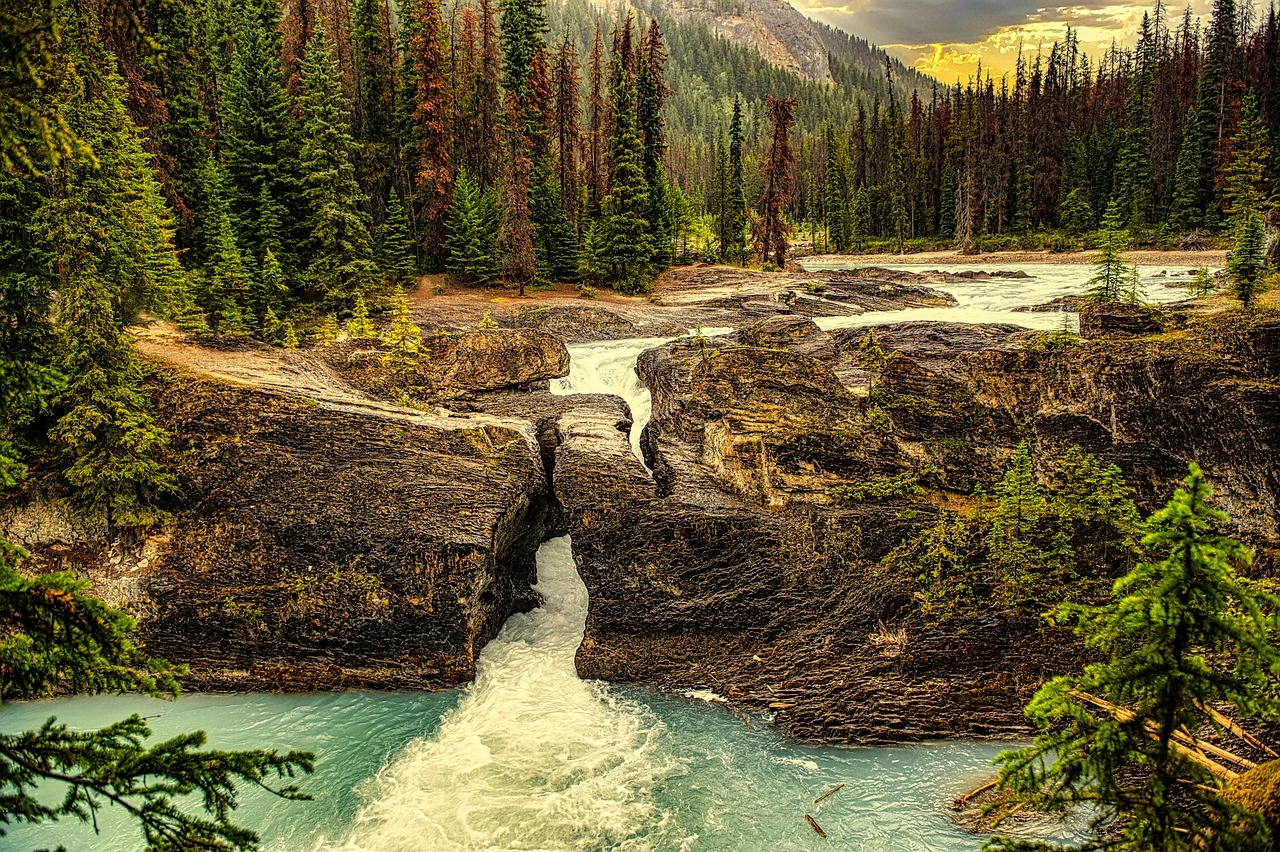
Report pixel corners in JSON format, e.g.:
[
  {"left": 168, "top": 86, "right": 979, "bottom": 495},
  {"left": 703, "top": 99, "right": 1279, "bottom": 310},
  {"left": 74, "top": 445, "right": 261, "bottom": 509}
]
[{"left": 878, "top": 1, "right": 1215, "bottom": 82}]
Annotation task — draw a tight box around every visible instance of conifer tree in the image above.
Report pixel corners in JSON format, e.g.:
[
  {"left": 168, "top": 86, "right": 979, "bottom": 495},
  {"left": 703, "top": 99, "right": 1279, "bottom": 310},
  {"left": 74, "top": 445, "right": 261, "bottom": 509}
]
[
  {"left": 1224, "top": 94, "right": 1272, "bottom": 222},
  {"left": 352, "top": 0, "right": 397, "bottom": 218},
  {"left": 380, "top": 291, "right": 423, "bottom": 382},
  {"left": 824, "top": 125, "right": 850, "bottom": 252},
  {"left": 254, "top": 249, "right": 290, "bottom": 328},
  {"left": 346, "top": 292, "right": 375, "bottom": 337},
  {"left": 222, "top": 0, "right": 301, "bottom": 262},
  {"left": 298, "top": 22, "right": 376, "bottom": 305},
  {"left": 989, "top": 464, "right": 1280, "bottom": 852},
  {"left": 378, "top": 191, "right": 417, "bottom": 287},
  {"left": 0, "top": 177, "right": 55, "bottom": 485},
  {"left": 1227, "top": 206, "right": 1269, "bottom": 308},
  {"left": 445, "top": 167, "right": 500, "bottom": 285},
  {"left": 637, "top": 20, "right": 672, "bottom": 270},
  {"left": 757, "top": 96, "right": 798, "bottom": 268},
  {"left": 317, "top": 313, "right": 340, "bottom": 345},
  {"left": 0, "top": 540, "right": 315, "bottom": 848},
  {"left": 725, "top": 96, "right": 749, "bottom": 265},
  {"left": 203, "top": 211, "right": 253, "bottom": 335},
  {"left": 938, "top": 161, "right": 957, "bottom": 240},
  {"left": 599, "top": 49, "right": 652, "bottom": 292},
  {"left": 858, "top": 328, "right": 887, "bottom": 394},
  {"left": 409, "top": 0, "right": 452, "bottom": 261},
  {"left": 49, "top": 270, "right": 176, "bottom": 530},
  {"left": 1086, "top": 199, "right": 1131, "bottom": 302},
  {"left": 530, "top": 164, "right": 579, "bottom": 281},
  {"left": 1116, "top": 14, "right": 1157, "bottom": 226}
]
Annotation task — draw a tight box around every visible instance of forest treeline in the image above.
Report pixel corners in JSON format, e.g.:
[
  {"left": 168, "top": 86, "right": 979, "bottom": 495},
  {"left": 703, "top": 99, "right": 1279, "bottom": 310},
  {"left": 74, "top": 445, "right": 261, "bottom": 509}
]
[{"left": 790, "top": 0, "right": 1280, "bottom": 253}]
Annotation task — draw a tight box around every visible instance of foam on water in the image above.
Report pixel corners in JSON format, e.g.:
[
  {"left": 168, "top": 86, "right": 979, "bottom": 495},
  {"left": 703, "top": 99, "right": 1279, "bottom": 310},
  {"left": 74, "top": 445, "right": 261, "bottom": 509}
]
[
  {"left": 801, "top": 262, "right": 1207, "bottom": 332},
  {"left": 326, "top": 536, "right": 684, "bottom": 851}
]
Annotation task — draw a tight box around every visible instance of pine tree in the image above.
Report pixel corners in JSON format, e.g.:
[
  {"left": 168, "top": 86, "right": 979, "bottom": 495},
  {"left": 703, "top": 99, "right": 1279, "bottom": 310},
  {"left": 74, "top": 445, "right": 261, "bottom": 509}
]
[
  {"left": 858, "top": 328, "right": 887, "bottom": 394},
  {"left": 445, "top": 167, "right": 500, "bottom": 285},
  {"left": 298, "top": 22, "right": 376, "bottom": 305},
  {"left": 824, "top": 125, "right": 850, "bottom": 252},
  {"left": 989, "top": 464, "right": 1280, "bottom": 852},
  {"left": 1086, "top": 199, "right": 1131, "bottom": 302},
  {"left": 378, "top": 191, "right": 417, "bottom": 287},
  {"left": 351, "top": 0, "right": 397, "bottom": 219},
  {"left": 221, "top": 0, "right": 301, "bottom": 262},
  {"left": 380, "top": 291, "right": 423, "bottom": 381},
  {"left": 1060, "top": 187, "right": 1094, "bottom": 235},
  {"left": 1116, "top": 14, "right": 1157, "bottom": 226},
  {"left": 409, "top": 0, "right": 452, "bottom": 261},
  {"left": 938, "top": 161, "right": 957, "bottom": 240},
  {"left": 1171, "top": 110, "right": 1206, "bottom": 231},
  {"left": 530, "top": 163, "right": 579, "bottom": 281},
  {"left": 0, "top": 539, "right": 315, "bottom": 847},
  {"left": 726, "top": 96, "right": 749, "bottom": 266},
  {"left": 346, "top": 292, "right": 375, "bottom": 338},
  {"left": 202, "top": 205, "right": 253, "bottom": 335},
  {"left": 757, "top": 96, "right": 798, "bottom": 268},
  {"left": 986, "top": 442, "right": 1049, "bottom": 599},
  {"left": 0, "top": 163, "right": 58, "bottom": 488},
  {"left": 637, "top": 20, "right": 672, "bottom": 270},
  {"left": 1223, "top": 94, "right": 1272, "bottom": 222},
  {"left": 49, "top": 268, "right": 176, "bottom": 530},
  {"left": 599, "top": 49, "right": 652, "bottom": 293},
  {"left": 253, "top": 248, "right": 290, "bottom": 329},
  {"left": 1227, "top": 206, "right": 1269, "bottom": 308},
  {"left": 316, "top": 313, "right": 340, "bottom": 346}
]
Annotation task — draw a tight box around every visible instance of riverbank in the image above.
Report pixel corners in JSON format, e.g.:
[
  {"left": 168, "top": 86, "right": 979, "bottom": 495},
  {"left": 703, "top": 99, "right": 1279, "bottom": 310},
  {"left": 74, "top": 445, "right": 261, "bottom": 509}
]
[{"left": 803, "top": 248, "right": 1228, "bottom": 268}]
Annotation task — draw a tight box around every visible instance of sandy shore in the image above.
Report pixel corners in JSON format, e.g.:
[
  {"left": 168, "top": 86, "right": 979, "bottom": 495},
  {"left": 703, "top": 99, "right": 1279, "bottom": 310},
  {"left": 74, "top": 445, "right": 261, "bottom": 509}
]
[{"left": 803, "top": 249, "right": 1228, "bottom": 268}]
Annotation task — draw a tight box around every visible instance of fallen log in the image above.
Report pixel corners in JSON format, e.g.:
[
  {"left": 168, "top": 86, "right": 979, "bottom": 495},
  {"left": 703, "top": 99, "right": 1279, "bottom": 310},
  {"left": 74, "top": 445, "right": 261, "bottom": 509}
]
[
  {"left": 805, "top": 814, "right": 827, "bottom": 838},
  {"left": 814, "top": 783, "right": 845, "bottom": 805},
  {"left": 951, "top": 779, "right": 997, "bottom": 811}
]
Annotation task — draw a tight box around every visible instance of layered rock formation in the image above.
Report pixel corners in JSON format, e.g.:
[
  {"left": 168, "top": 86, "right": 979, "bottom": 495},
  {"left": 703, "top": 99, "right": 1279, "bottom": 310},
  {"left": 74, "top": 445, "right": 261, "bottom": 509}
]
[
  {"left": 558, "top": 300, "right": 1280, "bottom": 742},
  {"left": 6, "top": 269, "right": 1276, "bottom": 746}
]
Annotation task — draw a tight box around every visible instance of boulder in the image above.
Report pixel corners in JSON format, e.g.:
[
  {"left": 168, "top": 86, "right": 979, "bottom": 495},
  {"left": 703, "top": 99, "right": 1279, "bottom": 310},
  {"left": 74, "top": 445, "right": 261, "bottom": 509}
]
[
  {"left": 1078, "top": 302, "right": 1163, "bottom": 338},
  {"left": 328, "top": 328, "right": 570, "bottom": 400}
]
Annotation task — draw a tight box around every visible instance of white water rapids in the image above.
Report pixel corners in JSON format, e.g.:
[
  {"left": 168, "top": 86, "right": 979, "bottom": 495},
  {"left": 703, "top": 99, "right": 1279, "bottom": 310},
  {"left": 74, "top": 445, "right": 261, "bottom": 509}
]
[{"left": 327, "top": 537, "right": 680, "bottom": 851}]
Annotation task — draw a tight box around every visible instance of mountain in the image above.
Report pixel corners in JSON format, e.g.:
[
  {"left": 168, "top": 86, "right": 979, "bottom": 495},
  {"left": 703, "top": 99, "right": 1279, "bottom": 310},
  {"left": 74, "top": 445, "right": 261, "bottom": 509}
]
[{"left": 656, "top": 0, "right": 837, "bottom": 83}]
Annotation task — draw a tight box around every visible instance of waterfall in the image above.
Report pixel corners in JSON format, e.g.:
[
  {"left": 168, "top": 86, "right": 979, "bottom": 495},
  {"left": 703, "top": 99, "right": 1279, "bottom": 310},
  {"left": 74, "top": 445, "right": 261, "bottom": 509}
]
[{"left": 327, "top": 536, "right": 681, "bottom": 851}]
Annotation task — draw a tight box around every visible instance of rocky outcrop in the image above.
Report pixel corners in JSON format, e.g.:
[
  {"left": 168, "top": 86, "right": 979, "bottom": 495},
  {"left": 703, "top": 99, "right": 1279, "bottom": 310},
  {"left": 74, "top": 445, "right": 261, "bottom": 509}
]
[
  {"left": 1077, "top": 302, "right": 1165, "bottom": 337},
  {"left": 5, "top": 348, "right": 555, "bottom": 691},
  {"left": 327, "top": 328, "right": 570, "bottom": 401},
  {"left": 658, "top": 0, "right": 833, "bottom": 82},
  {"left": 559, "top": 304, "right": 1280, "bottom": 744}
]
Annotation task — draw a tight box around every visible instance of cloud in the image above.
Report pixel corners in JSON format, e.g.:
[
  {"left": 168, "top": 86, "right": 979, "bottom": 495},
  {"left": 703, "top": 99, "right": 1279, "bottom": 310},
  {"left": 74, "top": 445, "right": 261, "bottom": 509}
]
[{"left": 793, "top": 0, "right": 1215, "bottom": 79}]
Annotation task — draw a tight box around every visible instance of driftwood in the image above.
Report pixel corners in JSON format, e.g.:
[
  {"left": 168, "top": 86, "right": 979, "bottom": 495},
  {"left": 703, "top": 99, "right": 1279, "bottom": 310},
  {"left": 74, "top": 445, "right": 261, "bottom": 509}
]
[
  {"left": 1072, "top": 691, "right": 1248, "bottom": 780},
  {"left": 951, "top": 780, "right": 997, "bottom": 811},
  {"left": 1195, "top": 700, "right": 1280, "bottom": 759},
  {"left": 805, "top": 814, "right": 827, "bottom": 838},
  {"left": 814, "top": 783, "right": 845, "bottom": 805}
]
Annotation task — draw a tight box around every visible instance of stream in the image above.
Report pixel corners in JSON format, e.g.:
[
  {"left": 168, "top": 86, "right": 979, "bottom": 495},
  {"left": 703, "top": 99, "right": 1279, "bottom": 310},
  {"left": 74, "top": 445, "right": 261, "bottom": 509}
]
[{"left": 0, "top": 265, "right": 1129, "bottom": 851}]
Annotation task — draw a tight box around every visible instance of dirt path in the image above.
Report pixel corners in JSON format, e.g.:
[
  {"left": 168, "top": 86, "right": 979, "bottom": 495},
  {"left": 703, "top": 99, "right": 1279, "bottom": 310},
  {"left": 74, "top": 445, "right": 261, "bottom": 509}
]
[{"left": 804, "top": 249, "right": 1228, "bottom": 268}]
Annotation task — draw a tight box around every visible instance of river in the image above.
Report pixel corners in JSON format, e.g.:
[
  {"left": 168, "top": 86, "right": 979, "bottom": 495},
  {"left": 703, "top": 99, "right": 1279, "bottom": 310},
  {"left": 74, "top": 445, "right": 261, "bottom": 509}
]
[
  {"left": 3, "top": 263, "right": 1126, "bottom": 851},
  {"left": 800, "top": 261, "right": 1203, "bottom": 331}
]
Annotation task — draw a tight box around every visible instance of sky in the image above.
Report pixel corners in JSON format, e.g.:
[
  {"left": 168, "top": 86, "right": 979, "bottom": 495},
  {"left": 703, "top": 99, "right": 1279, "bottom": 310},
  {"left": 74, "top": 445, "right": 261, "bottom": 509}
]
[{"left": 794, "top": 0, "right": 1216, "bottom": 81}]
